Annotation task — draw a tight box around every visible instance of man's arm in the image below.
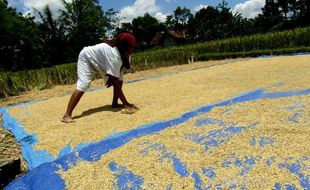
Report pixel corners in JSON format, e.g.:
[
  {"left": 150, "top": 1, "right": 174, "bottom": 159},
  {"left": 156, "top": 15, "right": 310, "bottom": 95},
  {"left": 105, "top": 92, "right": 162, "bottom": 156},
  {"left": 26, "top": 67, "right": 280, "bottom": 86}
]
[
  {"left": 107, "top": 75, "right": 131, "bottom": 107},
  {"left": 112, "top": 80, "right": 123, "bottom": 107}
]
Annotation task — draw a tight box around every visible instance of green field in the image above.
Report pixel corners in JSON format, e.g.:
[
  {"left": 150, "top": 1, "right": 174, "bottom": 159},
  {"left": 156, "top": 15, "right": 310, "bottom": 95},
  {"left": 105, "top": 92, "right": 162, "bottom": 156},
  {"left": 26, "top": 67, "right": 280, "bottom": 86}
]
[{"left": 1, "top": 27, "right": 309, "bottom": 98}]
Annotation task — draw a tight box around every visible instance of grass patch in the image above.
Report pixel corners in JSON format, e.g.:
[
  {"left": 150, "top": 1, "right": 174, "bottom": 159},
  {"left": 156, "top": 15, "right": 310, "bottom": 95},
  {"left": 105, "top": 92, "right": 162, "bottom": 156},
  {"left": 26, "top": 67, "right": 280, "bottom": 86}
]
[
  {"left": 1, "top": 27, "right": 310, "bottom": 98},
  {"left": 197, "top": 47, "right": 310, "bottom": 60}
]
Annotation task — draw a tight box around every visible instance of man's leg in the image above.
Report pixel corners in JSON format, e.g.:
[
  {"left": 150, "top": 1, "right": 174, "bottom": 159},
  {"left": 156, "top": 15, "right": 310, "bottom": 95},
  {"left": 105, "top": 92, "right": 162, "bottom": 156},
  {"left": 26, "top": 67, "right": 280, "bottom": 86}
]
[
  {"left": 112, "top": 80, "right": 124, "bottom": 108},
  {"left": 62, "top": 89, "right": 84, "bottom": 123}
]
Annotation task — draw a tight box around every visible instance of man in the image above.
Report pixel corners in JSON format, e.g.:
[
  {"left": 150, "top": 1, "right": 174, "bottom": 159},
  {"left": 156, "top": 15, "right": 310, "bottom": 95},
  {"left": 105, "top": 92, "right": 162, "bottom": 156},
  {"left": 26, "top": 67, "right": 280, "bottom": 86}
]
[{"left": 62, "top": 33, "right": 138, "bottom": 123}]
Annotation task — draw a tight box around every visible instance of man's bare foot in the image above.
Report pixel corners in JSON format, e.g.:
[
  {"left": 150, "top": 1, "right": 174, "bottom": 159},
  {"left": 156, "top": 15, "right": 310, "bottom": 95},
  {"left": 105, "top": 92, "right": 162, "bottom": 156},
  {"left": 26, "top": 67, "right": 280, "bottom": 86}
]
[
  {"left": 62, "top": 115, "right": 75, "bottom": 123},
  {"left": 111, "top": 103, "right": 125, "bottom": 108}
]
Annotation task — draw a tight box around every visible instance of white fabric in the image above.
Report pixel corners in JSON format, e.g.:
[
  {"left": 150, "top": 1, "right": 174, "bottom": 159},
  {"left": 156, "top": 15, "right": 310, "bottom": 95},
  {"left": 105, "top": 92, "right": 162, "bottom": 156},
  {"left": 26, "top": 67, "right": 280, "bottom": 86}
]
[
  {"left": 76, "top": 43, "right": 124, "bottom": 92},
  {"left": 103, "top": 68, "right": 125, "bottom": 84}
]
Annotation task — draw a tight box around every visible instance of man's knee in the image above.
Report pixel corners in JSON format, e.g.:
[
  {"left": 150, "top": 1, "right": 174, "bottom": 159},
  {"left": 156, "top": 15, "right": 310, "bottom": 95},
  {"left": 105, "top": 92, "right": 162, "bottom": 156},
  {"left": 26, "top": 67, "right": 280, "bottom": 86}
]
[{"left": 77, "top": 80, "right": 90, "bottom": 92}]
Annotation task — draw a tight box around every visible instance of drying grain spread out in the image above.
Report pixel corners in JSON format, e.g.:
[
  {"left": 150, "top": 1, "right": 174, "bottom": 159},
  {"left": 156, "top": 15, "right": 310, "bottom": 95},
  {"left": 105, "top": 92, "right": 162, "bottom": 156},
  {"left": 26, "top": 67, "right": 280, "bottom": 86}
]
[{"left": 7, "top": 55, "right": 310, "bottom": 189}]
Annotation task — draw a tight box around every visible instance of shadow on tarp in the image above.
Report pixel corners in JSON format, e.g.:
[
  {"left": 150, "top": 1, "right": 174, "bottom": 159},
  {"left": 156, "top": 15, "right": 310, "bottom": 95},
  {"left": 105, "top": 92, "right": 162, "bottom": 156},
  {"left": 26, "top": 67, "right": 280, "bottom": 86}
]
[
  {"left": 73, "top": 105, "right": 122, "bottom": 120},
  {"left": 5, "top": 87, "right": 310, "bottom": 190}
]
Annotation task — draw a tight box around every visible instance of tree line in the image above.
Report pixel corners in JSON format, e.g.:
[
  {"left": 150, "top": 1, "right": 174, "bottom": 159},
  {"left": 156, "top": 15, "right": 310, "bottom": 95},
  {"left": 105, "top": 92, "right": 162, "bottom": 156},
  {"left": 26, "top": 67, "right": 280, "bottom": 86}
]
[{"left": 0, "top": 0, "right": 309, "bottom": 72}]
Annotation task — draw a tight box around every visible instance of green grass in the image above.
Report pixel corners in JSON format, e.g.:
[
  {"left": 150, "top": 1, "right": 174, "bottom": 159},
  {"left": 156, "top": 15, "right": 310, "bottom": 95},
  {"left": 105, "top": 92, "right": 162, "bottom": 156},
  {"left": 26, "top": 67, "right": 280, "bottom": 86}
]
[
  {"left": 1, "top": 27, "right": 310, "bottom": 98},
  {"left": 196, "top": 47, "right": 310, "bottom": 60},
  {"left": 131, "top": 27, "right": 310, "bottom": 70},
  {"left": 0, "top": 64, "right": 77, "bottom": 98}
]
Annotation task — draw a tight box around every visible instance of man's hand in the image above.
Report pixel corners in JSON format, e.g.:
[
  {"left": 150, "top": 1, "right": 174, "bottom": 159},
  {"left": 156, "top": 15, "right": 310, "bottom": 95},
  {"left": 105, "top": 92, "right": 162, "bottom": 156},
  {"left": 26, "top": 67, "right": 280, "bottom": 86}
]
[
  {"left": 107, "top": 75, "right": 139, "bottom": 114},
  {"left": 125, "top": 103, "right": 139, "bottom": 110},
  {"left": 105, "top": 76, "right": 113, "bottom": 88},
  {"left": 107, "top": 75, "right": 130, "bottom": 105},
  {"left": 121, "top": 103, "right": 139, "bottom": 114}
]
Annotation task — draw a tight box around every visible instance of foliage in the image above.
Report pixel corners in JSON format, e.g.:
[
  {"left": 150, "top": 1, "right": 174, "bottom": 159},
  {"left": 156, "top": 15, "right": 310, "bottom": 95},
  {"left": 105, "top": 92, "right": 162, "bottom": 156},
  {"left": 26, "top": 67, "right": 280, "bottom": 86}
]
[
  {"left": 105, "top": 8, "right": 119, "bottom": 38},
  {"left": 60, "top": 0, "right": 108, "bottom": 59},
  {"left": 37, "top": 5, "right": 68, "bottom": 67},
  {"left": 1, "top": 0, "right": 310, "bottom": 72},
  {"left": 0, "top": 63, "right": 77, "bottom": 97},
  {"left": 0, "top": 0, "right": 110, "bottom": 72},
  {"left": 166, "top": 6, "right": 193, "bottom": 32},
  {"left": 0, "top": 0, "right": 45, "bottom": 71},
  {"left": 131, "top": 27, "right": 310, "bottom": 69},
  {"left": 1, "top": 27, "right": 309, "bottom": 97},
  {"left": 118, "top": 13, "right": 165, "bottom": 47}
]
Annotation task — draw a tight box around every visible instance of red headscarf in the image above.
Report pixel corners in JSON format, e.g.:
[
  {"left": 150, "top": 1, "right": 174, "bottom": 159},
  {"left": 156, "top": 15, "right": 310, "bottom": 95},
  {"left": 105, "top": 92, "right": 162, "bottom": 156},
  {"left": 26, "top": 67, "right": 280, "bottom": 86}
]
[
  {"left": 114, "top": 33, "right": 136, "bottom": 51},
  {"left": 107, "top": 33, "right": 136, "bottom": 54},
  {"left": 107, "top": 33, "right": 136, "bottom": 69}
]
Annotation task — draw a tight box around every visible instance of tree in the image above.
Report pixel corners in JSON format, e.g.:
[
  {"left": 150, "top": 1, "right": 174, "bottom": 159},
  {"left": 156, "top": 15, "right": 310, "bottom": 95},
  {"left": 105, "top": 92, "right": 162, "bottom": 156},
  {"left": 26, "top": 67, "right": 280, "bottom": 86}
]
[
  {"left": 105, "top": 8, "right": 119, "bottom": 38},
  {"left": 117, "top": 22, "right": 133, "bottom": 34},
  {"left": 231, "top": 13, "right": 255, "bottom": 36},
  {"left": 173, "top": 6, "right": 193, "bottom": 31},
  {"left": 255, "top": 0, "right": 283, "bottom": 31},
  {"left": 164, "top": 7, "right": 193, "bottom": 32},
  {"left": 165, "top": 15, "right": 174, "bottom": 30},
  {"left": 291, "top": 0, "right": 310, "bottom": 26},
  {"left": 37, "top": 5, "right": 67, "bottom": 66},
  {"left": 194, "top": 7, "right": 220, "bottom": 40},
  {"left": 186, "top": 14, "right": 197, "bottom": 40},
  {"left": 126, "top": 13, "right": 164, "bottom": 46},
  {"left": 277, "top": 0, "right": 290, "bottom": 18},
  {"left": 60, "top": 0, "right": 109, "bottom": 59},
  {"left": 0, "top": 0, "right": 44, "bottom": 71},
  {"left": 193, "top": 4, "right": 235, "bottom": 41},
  {"left": 215, "top": 1, "right": 235, "bottom": 38}
]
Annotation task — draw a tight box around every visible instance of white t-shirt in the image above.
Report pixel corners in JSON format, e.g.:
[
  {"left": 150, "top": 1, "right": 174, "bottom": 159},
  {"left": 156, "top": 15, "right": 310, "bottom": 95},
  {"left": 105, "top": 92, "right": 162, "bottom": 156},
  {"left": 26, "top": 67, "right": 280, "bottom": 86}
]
[
  {"left": 76, "top": 43, "right": 124, "bottom": 91},
  {"left": 84, "top": 43, "right": 123, "bottom": 78}
]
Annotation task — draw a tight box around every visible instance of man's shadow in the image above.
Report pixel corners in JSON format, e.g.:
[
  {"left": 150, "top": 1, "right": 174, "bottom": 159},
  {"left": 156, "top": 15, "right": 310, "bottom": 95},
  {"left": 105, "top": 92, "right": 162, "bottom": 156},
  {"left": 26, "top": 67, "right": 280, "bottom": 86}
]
[{"left": 73, "top": 105, "right": 122, "bottom": 120}]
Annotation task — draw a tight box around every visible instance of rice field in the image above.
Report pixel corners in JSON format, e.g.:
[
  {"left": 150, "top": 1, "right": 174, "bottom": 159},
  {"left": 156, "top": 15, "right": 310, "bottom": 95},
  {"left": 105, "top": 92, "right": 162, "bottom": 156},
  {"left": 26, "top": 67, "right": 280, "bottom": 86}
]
[
  {"left": 1, "top": 54, "right": 309, "bottom": 189},
  {"left": 1, "top": 27, "right": 310, "bottom": 98}
]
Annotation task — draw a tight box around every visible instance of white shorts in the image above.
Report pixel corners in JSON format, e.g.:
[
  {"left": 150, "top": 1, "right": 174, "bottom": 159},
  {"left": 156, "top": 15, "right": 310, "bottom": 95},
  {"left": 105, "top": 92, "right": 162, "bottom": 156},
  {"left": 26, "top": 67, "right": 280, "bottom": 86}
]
[
  {"left": 76, "top": 48, "right": 124, "bottom": 92},
  {"left": 76, "top": 48, "right": 96, "bottom": 92}
]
